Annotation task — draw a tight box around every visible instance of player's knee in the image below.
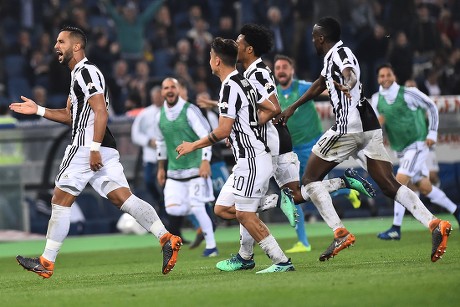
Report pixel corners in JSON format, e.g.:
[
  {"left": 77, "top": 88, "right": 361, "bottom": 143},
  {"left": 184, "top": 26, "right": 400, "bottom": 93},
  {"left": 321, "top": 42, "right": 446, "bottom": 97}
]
[{"left": 417, "top": 180, "right": 433, "bottom": 196}]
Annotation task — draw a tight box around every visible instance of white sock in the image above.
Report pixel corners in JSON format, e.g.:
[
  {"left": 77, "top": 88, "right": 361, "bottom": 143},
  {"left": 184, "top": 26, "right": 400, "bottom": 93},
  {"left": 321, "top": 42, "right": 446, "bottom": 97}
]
[
  {"left": 190, "top": 205, "right": 216, "bottom": 249},
  {"left": 393, "top": 201, "right": 406, "bottom": 226},
  {"left": 258, "top": 234, "right": 288, "bottom": 264},
  {"left": 120, "top": 194, "right": 167, "bottom": 239},
  {"left": 301, "top": 178, "right": 343, "bottom": 202},
  {"left": 395, "top": 185, "right": 435, "bottom": 228},
  {"left": 306, "top": 182, "right": 344, "bottom": 231},
  {"left": 427, "top": 186, "right": 457, "bottom": 213},
  {"left": 238, "top": 224, "right": 254, "bottom": 260},
  {"left": 42, "top": 204, "right": 71, "bottom": 262}
]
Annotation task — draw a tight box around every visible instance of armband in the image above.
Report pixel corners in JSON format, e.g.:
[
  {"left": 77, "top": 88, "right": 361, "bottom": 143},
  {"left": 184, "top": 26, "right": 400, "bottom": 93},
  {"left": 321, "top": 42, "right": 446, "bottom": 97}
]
[
  {"left": 36, "top": 105, "right": 46, "bottom": 117},
  {"left": 90, "top": 141, "right": 101, "bottom": 151},
  {"left": 207, "top": 132, "right": 219, "bottom": 144}
]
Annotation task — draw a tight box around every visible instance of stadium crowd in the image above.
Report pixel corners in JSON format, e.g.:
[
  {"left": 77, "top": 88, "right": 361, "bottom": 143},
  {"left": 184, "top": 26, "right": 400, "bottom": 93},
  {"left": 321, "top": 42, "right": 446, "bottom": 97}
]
[{"left": 1, "top": 0, "right": 460, "bottom": 118}]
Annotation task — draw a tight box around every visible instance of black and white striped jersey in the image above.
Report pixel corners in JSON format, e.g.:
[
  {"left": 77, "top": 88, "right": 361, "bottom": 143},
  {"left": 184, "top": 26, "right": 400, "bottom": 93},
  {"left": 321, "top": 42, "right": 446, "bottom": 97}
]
[
  {"left": 218, "top": 70, "right": 269, "bottom": 160},
  {"left": 244, "top": 58, "right": 292, "bottom": 156},
  {"left": 321, "top": 41, "right": 380, "bottom": 134},
  {"left": 69, "top": 57, "right": 116, "bottom": 149}
]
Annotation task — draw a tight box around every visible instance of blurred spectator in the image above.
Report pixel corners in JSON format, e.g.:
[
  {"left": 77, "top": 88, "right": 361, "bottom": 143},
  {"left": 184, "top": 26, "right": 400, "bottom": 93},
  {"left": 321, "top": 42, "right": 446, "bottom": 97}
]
[
  {"left": 149, "top": 5, "right": 175, "bottom": 51},
  {"left": 0, "top": 103, "right": 18, "bottom": 126},
  {"left": 46, "top": 57, "right": 70, "bottom": 107},
  {"left": 444, "top": 48, "right": 460, "bottom": 94},
  {"left": 36, "top": 32, "right": 53, "bottom": 58},
  {"left": 66, "top": 6, "right": 93, "bottom": 40},
  {"left": 214, "top": 15, "right": 237, "bottom": 39},
  {"left": 357, "top": 23, "right": 389, "bottom": 96},
  {"left": 384, "top": 0, "right": 417, "bottom": 37},
  {"left": 437, "top": 9, "right": 460, "bottom": 48},
  {"left": 88, "top": 30, "right": 120, "bottom": 77},
  {"left": 28, "top": 85, "right": 46, "bottom": 120},
  {"left": 106, "top": 59, "right": 132, "bottom": 115},
  {"left": 29, "top": 50, "right": 50, "bottom": 88},
  {"left": 240, "top": 0, "right": 271, "bottom": 25},
  {"left": 411, "top": 4, "right": 443, "bottom": 61},
  {"left": 388, "top": 31, "right": 414, "bottom": 85},
  {"left": 174, "top": 61, "right": 194, "bottom": 87},
  {"left": 103, "top": 0, "right": 164, "bottom": 63},
  {"left": 418, "top": 68, "right": 442, "bottom": 96},
  {"left": 173, "top": 39, "right": 198, "bottom": 72},
  {"left": 127, "top": 60, "right": 152, "bottom": 109},
  {"left": 7, "top": 29, "right": 33, "bottom": 58},
  {"left": 349, "top": 0, "right": 376, "bottom": 43},
  {"left": 172, "top": 3, "right": 207, "bottom": 41},
  {"left": 267, "top": 6, "right": 290, "bottom": 55},
  {"left": 186, "top": 17, "right": 213, "bottom": 65},
  {"left": 291, "top": 0, "right": 314, "bottom": 73}
]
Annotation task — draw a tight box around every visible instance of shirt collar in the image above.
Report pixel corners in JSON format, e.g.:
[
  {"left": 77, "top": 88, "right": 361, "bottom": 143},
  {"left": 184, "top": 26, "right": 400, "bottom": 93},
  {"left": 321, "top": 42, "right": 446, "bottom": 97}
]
[
  {"left": 379, "top": 81, "right": 399, "bottom": 100},
  {"left": 323, "top": 40, "right": 343, "bottom": 60},
  {"left": 164, "top": 96, "right": 186, "bottom": 110},
  {"left": 222, "top": 70, "right": 239, "bottom": 84},
  {"left": 72, "top": 57, "right": 88, "bottom": 74},
  {"left": 244, "top": 57, "right": 263, "bottom": 75}
]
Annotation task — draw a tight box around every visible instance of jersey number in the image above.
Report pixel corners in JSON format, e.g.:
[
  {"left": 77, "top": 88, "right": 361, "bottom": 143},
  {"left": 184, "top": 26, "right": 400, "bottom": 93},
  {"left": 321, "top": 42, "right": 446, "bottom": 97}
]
[{"left": 233, "top": 175, "right": 245, "bottom": 191}]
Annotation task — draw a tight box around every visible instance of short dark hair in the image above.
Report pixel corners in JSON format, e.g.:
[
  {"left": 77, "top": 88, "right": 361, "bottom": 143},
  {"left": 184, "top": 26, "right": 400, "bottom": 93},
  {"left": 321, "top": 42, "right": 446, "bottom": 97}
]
[
  {"left": 240, "top": 24, "right": 273, "bottom": 57},
  {"left": 211, "top": 37, "right": 238, "bottom": 66},
  {"left": 274, "top": 54, "right": 294, "bottom": 66},
  {"left": 60, "top": 26, "right": 87, "bottom": 49},
  {"left": 316, "top": 17, "right": 341, "bottom": 43},
  {"left": 376, "top": 63, "right": 394, "bottom": 75}
]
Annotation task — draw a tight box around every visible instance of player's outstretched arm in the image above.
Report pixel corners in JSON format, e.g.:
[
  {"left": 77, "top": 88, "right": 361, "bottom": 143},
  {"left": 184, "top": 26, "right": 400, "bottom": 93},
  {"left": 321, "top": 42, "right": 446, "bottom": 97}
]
[
  {"left": 9, "top": 96, "right": 39, "bottom": 115},
  {"left": 9, "top": 95, "right": 72, "bottom": 125},
  {"left": 276, "top": 75, "right": 326, "bottom": 124},
  {"left": 176, "top": 116, "right": 234, "bottom": 159}
]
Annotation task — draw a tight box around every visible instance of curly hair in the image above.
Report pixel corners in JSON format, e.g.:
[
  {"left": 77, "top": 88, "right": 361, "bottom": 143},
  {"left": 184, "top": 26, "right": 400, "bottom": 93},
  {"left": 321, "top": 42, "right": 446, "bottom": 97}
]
[{"left": 240, "top": 24, "right": 274, "bottom": 57}]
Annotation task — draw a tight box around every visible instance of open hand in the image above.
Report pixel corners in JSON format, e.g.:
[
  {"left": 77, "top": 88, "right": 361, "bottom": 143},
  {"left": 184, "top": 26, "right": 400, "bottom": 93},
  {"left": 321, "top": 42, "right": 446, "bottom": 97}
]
[{"left": 9, "top": 96, "right": 39, "bottom": 115}]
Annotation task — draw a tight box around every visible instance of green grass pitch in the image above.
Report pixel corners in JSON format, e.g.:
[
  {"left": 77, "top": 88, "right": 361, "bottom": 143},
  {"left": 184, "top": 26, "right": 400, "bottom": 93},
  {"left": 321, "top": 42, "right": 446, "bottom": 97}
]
[{"left": 1, "top": 214, "right": 459, "bottom": 307}]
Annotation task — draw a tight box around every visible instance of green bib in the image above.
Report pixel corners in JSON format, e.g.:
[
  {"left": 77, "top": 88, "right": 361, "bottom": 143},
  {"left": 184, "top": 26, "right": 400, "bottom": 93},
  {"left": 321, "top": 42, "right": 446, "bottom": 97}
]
[
  {"left": 377, "top": 86, "right": 427, "bottom": 151},
  {"left": 277, "top": 80, "right": 322, "bottom": 145},
  {"left": 159, "top": 102, "right": 201, "bottom": 170}
]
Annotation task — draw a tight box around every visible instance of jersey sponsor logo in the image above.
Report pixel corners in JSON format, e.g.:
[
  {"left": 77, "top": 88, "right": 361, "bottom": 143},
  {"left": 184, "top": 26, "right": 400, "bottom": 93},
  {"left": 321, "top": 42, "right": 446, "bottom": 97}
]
[
  {"left": 241, "top": 79, "right": 250, "bottom": 87},
  {"left": 265, "top": 82, "right": 275, "bottom": 93},
  {"left": 217, "top": 101, "right": 229, "bottom": 109},
  {"left": 87, "top": 82, "right": 97, "bottom": 94}
]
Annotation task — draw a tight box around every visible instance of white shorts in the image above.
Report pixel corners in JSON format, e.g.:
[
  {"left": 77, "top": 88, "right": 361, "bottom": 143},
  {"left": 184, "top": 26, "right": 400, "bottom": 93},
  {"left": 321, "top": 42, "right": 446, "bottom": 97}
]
[
  {"left": 426, "top": 147, "right": 439, "bottom": 172},
  {"left": 272, "top": 151, "right": 300, "bottom": 187},
  {"left": 164, "top": 176, "right": 214, "bottom": 213},
  {"left": 216, "top": 152, "right": 272, "bottom": 212},
  {"left": 312, "top": 128, "right": 391, "bottom": 166},
  {"left": 396, "top": 141, "right": 429, "bottom": 183},
  {"left": 215, "top": 173, "right": 236, "bottom": 208},
  {"left": 55, "top": 145, "right": 129, "bottom": 197}
]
